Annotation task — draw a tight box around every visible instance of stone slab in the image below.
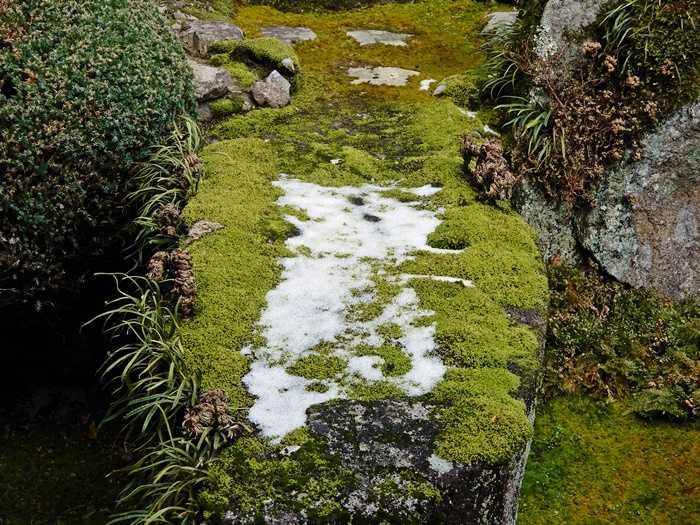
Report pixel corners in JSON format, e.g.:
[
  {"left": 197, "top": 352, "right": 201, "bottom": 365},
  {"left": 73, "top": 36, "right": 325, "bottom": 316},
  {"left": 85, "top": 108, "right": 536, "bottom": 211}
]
[
  {"left": 260, "top": 26, "right": 318, "bottom": 43},
  {"left": 347, "top": 29, "right": 412, "bottom": 47}
]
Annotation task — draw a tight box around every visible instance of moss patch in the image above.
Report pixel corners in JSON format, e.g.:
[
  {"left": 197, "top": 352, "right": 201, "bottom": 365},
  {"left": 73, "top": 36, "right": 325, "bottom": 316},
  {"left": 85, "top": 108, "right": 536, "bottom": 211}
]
[
  {"left": 287, "top": 354, "right": 348, "bottom": 380},
  {"left": 180, "top": 138, "right": 287, "bottom": 408},
  {"left": 519, "top": 396, "right": 700, "bottom": 524}
]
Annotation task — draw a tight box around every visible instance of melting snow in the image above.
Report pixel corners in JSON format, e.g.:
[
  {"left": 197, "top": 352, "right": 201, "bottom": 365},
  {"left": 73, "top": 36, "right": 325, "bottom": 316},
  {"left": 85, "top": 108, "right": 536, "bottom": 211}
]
[{"left": 243, "top": 178, "right": 452, "bottom": 439}]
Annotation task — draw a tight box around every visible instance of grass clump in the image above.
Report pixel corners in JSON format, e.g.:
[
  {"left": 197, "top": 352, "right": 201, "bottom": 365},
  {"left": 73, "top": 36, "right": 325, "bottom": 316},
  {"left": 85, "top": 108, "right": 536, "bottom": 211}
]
[{"left": 545, "top": 263, "right": 700, "bottom": 421}]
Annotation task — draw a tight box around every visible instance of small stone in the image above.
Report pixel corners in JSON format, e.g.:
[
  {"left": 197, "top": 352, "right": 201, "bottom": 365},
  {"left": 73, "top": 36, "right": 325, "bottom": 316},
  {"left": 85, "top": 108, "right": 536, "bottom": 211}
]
[
  {"left": 240, "top": 93, "right": 255, "bottom": 112},
  {"left": 196, "top": 103, "right": 212, "bottom": 123},
  {"left": 347, "top": 29, "right": 412, "bottom": 47},
  {"left": 433, "top": 83, "right": 447, "bottom": 96},
  {"left": 186, "top": 220, "right": 224, "bottom": 244},
  {"left": 348, "top": 66, "right": 419, "bottom": 87},
  {"left": 251, "top": 70, "right": 291, "bottom": 108},
  {"left": 420, "top": 79, "right": 436, "bottom": 91},
  {"left": 260, "top": 26, "right": 317, "bottom": 44},
  {"left": 179, "top": 20, "right": 244, "bottom": 58},
  {"left": 281, "top": 57, "right": 296, "bottom": 74},
  {"left": 363, "top": 214, "right": 381, "bottom": 223}
]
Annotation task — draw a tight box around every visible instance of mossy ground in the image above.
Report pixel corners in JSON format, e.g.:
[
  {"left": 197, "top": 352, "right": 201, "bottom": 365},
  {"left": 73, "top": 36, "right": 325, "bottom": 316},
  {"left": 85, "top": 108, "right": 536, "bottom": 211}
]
[
  {"left": 183, "top": 0, "right": 545, "bottom": 519},
  {"left": 519, "top": 396, "right": 700, "bottom": 524}
]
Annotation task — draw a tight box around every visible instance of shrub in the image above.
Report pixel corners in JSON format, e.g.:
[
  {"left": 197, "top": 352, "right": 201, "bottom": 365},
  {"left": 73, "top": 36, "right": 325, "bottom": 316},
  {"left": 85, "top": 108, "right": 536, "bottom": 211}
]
[
  {"left": 0, "top": 0, "right": 195, "bottom": 304},
  {"left": 544, "top": 264, "right": 699, "bottom": 421}
]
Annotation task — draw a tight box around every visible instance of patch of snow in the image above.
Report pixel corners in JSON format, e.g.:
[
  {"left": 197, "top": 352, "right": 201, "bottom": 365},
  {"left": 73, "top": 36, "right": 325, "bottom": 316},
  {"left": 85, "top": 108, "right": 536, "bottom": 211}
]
[
  {"left": 398, "top": 273, "right": 475, "bottom": 288},
  {"left": 483, "top": 124, "right": 501, "bottom": 137},
  {"left": 243, "top": 179, "right": 452, "bottom": 439},
  {"left": 420, "top": 79, "right": 437, "bottom": 91},
  {"left": 458, "top": 108, "right": 477, "bottom": 119}
]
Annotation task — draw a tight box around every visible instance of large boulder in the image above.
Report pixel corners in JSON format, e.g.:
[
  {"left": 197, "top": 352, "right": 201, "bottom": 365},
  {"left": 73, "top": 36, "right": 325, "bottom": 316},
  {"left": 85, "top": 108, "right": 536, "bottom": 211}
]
[
  {"left": 578, "top": 101, "right": 700, "bottom": 300},
  {"left": 179, "top": 20, "right": 244, "bottom": 58}
]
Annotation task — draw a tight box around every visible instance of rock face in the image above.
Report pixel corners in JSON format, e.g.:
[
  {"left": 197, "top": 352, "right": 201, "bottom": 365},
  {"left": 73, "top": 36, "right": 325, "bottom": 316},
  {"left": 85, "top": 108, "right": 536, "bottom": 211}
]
[
  {"left": 188, "top": 59, "right": 239, "bottom": 102},
  {"left": 535, "top": 0, "right": 607, "bottom": 62},
  {"left": 512, "top": 179, "right": 582, "bottom": 264},
  {"left": 251, "top": 70, "right": 291, "bottom": 108},
  {"left": 579, "top": 102, "right": 700, "bottom": 299},
  {"left": 260, "top": 26, "right": 318, "bottom": 43},
  {"left": 179, "top": 20, "right": 244, "bottom": 58}
]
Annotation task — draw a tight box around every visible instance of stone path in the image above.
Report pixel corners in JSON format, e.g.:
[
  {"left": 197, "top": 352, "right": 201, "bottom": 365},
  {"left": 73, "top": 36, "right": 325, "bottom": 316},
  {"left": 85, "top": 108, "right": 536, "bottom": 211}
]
[{"left": 183, "top": 3, "right": 547, "bottom": 522}]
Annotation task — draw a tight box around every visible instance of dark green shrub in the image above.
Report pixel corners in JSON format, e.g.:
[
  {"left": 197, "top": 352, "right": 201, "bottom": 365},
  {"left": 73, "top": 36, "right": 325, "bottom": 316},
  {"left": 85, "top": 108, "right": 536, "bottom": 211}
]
[
  {"left": 0, "top": 0, "right": 195, "bottom": 304},
  {"left": 545, "top": 264, "right": 699, "bottom": 421}
]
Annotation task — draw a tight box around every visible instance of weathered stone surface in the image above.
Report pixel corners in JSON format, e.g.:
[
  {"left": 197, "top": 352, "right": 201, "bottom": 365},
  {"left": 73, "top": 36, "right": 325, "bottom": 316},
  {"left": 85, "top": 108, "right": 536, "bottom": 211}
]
[
  {"left": 281, "top": 57, "right": 296, "bottom": 74},
  {"left": 188, "top": 59, "right": 240, "bottom": 102},
  {"left": 535, "top": 0, "right": 607, "bottom": 62},
  {"left": 186, "top": 220, "right": 224, "bottom": 244},
  {"left": 347, "top": 29, "right": 412, "bottom": 47},
  {"left": 260, "top": 26, "right": 317, "bottom": 43},
  {"left": 578, "top": 101, "right": 700, "bottom": 299},
  {"left": 179, "top": 20, "right": 244, "bottom": 58},
  {"left": 482, "top": 11, "right": 517, "bottom": 34},
  {"left": 512, "top": 178, "right": 582, "bottom": 264},
  {"left": 196, "top": 102, "right": 213, "bottom": 123},
  {"left": 348, "top": 66, "right": 419, "bottom": 86},
  {"left": 251, "top": 70, "right": 291, "bottom": 108}
]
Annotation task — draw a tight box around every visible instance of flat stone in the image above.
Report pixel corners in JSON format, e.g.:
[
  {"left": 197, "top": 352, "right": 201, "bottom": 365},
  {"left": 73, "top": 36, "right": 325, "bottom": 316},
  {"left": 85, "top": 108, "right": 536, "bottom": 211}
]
[
  {"left": 186, "top": 220, "right": 224, "bottom": 243},
  {"left": 482, "top": 11, "right": 518, "bottom": 34},
  {"left": 251, "top": 70, "right": 291, "bottom": 108},
  {"left": 347, "top": 29, "right": 412, "bottom": 47},
  {"left": 179, "top": 20, "right": 244, "bottom": 58},
  {"left": 260, "top": 26, "right": 317, "bottom": 44},
  {"left": 188, "top": 59, "right": 239, "bottom": 102},
  {"left": 281, "top": 57, "right": 296, "bottom": 74},
  {"left": 348, "top": 66, "right": 419, "bottom": 87}
]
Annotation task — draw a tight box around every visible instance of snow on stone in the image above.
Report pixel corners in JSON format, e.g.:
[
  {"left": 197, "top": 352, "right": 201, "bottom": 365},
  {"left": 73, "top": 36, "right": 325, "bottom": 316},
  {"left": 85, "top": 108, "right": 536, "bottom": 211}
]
[{"left": 243, "top": 178, "right": 455, "bottom": 439}]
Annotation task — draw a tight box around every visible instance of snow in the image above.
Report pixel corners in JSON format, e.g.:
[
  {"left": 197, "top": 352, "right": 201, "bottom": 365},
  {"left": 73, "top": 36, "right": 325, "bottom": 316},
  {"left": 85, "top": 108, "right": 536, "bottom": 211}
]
[
  {"left": 420, "top": 79, "right": 437, "bottom": 91},
  {"left": 242, "top": 178, "right": 456, "bottom": 439}
]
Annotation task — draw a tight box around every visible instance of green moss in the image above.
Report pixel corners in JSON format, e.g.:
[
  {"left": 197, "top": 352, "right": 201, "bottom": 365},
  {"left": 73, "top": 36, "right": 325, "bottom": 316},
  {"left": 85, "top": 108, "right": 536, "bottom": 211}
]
[
  {"left": 179, "top": 138, "right": 285, "bottom": 408},
  {"left": 377, "top": 323, "right": 402, "bottom": 340},
  {"left": 436, "top": 73, "right": 480, "bottom": 107},
  {"left": 519, "top": 396, "right": 700, "bottom": 524},
  {"left": 349, "top": 381, "right": 406, "bottom": 401},
  {"left": 380, "top": 189, "right": 420, "bottom": 202},
  {"left": 200, "top": 436, "right": 354, "bottom": 522},
  {"left": 222, "top": 61, "right": 259, "bottom": 88},
  {"left": 355, "top": 343, "right": 412, "bottom": 377},
  {"left": 210, "top": 97, "right": 243, "bottom": 117},
  {"left": 287, "top": 354, "right": 348, "bottom": 380},
  {"left": 210, "top": 37, "right": 300, "bottom": 72}
]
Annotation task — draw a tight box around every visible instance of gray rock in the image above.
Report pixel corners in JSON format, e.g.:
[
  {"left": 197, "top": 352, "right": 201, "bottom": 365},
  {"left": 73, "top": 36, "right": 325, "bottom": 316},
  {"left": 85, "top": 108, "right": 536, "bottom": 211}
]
[
  {"left": 348, "top": 66, "right": 419, "bottom": 87},
  {"left": 346, "top": 29, "right": 412, "bottom": 47},
  {"left": 251, "top": 70, "right": 291, "bottom": 108},
  {"left": 281, "top": 57, "right": 296, "bottom": 74},
  {"left": 433, "top": 83, "right": 447, "bottom": 96},
  {"left": 535, "top": 0, "right": 607, "bottom": 63},
  {"left": 186, "top": 220, "right": 224, "bottom": 243},
  {"left": 188, "top": 59, "right": 239, "bottom": 101},
  {"left": 511, "top": 178, "right": 582, "bottom": 264},
  {"left": 179, "top": 20, "right": 244, "bottom": 58},
  {"left": 482, "top": 11, "right": 518, "bottom": 35},
  {"left": 578, "top": 101, "right": 700, "bottom": 299},
  {"left": 260, "top": 26, "right": 317, "bottom": 44},
  {"left": 196, "top": 102, "right": 213, "bottom": 123}
]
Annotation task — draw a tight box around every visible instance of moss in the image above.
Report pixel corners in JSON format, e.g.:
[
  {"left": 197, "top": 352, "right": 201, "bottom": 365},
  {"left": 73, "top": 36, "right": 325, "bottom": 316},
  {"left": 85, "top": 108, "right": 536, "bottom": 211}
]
[
  {"left": 436, "top": 73, "right": 480, "bottom": 107},
  {"left": 377, "top": 322, "right": 402, "bottom": 340},
  {"left": 209, "top": 97, "right": 243, "bottom": 117},
  {"left": 210, "top": 36, "right": 300, "bottom": 72},
  {"left": 287, "top": 354, "right": 348, "bottom": 380},
  {"left": 179, "top": 138, "right": 285, "bottom": 408},
  {"left": 349, "top": 380, "right": 407, "bottom": 401},
  {"left": 355, "top": 343, "right": 412, "bottom": 377},
  {"left": 222, "top": 61, "right": 259, "bottom": 88},
  {"left": 200, "top": 436, "right": 354, "bottom": 522},
  {"left": 519, "top": 396, "right": 700, "bottom": 524},
  {"left": 380, "top": 189, "right": 420, "bottom": 202}
]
